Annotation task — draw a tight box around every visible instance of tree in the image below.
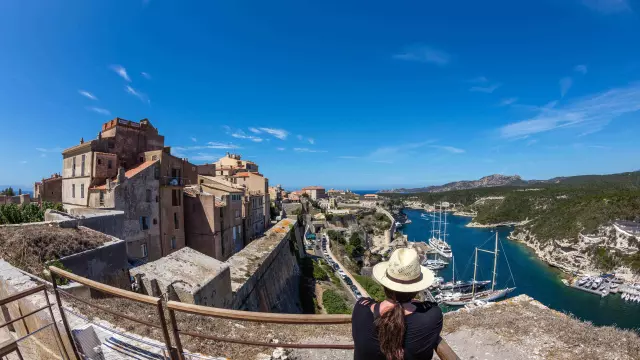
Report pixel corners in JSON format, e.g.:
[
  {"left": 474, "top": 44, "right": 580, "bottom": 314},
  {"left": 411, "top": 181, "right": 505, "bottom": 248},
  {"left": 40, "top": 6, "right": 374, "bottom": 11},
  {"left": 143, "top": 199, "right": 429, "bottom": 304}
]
[
  {"left": 1, "top": 187, "right": 15, "bottom": 196},
  {"left": 18, "top": 189, "right": 22, "bottom": 195}
]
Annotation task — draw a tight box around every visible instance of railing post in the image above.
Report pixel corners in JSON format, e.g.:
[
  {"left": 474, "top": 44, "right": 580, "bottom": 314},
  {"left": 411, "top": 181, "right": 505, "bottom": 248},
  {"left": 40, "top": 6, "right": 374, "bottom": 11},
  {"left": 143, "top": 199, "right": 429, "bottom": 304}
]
[
  {"left": 168, "top": 308, "right": 185, "bottom": 360},
  {"left": 43, "top": 287, "right": 70, "bottom": 360},
  {"left": 155, "top": 299, "right": 176, "bottom": 359},
  {"left": 50, "top": 271, "right": 80, "bottom": 360}
]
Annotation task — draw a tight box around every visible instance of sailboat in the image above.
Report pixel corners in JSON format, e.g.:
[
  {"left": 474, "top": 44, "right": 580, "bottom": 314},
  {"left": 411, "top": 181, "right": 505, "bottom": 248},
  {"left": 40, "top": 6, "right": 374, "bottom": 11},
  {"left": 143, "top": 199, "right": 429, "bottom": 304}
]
[
  {"left": 428, "top": 202, "right": 453, "bottom": 258},
  {"left": 441, "top": 232, "right": 516, "bottom": 306}
]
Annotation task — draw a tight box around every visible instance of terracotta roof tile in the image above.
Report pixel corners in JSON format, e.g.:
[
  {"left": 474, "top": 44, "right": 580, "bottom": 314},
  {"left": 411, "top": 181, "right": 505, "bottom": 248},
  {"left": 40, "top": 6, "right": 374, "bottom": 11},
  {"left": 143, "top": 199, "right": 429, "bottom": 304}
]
[{"left": 91, "top": 160, "right": 158, "bottom": 190}]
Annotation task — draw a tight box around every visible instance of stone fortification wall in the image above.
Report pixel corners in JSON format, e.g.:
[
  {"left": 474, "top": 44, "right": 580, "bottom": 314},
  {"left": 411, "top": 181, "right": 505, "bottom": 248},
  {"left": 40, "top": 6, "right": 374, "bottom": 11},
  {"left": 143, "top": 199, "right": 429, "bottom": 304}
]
[
  {"left": 48, "top": 208, "right": 125, "bottom": 240},
  {"left": 227, "top": 219, "right": 302, "bottom": 313}
]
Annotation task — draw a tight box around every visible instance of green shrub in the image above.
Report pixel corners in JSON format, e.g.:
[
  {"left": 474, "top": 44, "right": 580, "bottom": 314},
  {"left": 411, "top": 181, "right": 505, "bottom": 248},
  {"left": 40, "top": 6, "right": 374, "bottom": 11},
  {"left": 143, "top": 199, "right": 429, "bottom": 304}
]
[
  {"left": 322, "top": 290, "right": 351, "bottom": 314},
  {"left": 313, "top": 261, "right": 328, "bottom": 281},
  {"left": 354, "top": 275, "right": 385, "bottom": 302}
]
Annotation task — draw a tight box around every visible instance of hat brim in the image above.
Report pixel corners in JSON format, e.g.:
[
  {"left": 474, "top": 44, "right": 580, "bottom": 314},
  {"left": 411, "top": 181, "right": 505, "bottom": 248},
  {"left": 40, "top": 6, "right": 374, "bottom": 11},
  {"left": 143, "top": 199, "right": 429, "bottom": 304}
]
[{"left": 372, "top": 261, "right": 435, "bottom": 293}]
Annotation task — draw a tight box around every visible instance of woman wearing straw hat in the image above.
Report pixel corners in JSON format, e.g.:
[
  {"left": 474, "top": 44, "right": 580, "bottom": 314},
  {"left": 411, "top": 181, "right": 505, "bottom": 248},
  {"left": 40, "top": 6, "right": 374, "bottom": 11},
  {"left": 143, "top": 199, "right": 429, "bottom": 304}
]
[{"left": 352, "top": 248, "right": 443, "bottom": 360}]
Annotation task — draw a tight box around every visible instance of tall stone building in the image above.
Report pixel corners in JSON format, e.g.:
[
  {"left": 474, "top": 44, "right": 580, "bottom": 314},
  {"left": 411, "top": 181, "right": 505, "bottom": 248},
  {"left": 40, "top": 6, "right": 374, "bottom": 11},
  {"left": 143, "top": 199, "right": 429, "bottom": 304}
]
[{"left": 61, "top": 118, "right": 194, "bottom": 262}]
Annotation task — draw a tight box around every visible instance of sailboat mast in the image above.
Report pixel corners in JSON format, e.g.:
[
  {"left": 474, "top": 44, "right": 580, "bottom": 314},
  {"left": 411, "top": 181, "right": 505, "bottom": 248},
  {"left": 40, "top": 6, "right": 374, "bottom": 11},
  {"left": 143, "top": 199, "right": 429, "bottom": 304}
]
[
  {"left": 472, "top": 248, "right": 478, "bottom": 298},
  {"left": 492, "top": 231, "right": 499, "bottom": 292},
  {"left": 443, "top": 206, "right": 448, "bottom": 244},
  {"left": 452, "top": 255, "right": 455, "bottom": 284}
]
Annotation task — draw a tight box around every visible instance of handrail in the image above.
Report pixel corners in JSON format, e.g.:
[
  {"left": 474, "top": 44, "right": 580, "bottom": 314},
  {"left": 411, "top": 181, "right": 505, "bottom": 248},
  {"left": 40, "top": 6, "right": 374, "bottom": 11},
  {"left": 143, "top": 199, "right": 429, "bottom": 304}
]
[
  {"left": 0, "top": 284, "right": 46, "bottom": 306},
  {"left": 167, "top": 301, "right": 352, "bottom": 324},
  {"left": 49, "top": 266, "right": 158, "bottom": 305},
  {"left": 0, "top": 283, "right": 69, "bottom": 360},
  {"left": 47, "top": 266, "right": 459, "bottom": 360}
]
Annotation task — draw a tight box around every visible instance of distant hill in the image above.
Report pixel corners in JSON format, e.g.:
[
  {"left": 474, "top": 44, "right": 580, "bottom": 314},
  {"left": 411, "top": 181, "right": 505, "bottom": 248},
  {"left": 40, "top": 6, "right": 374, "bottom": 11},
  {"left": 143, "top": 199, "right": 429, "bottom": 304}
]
[{"left": 379, "top": 171, "right": 640, "bottom": 194}]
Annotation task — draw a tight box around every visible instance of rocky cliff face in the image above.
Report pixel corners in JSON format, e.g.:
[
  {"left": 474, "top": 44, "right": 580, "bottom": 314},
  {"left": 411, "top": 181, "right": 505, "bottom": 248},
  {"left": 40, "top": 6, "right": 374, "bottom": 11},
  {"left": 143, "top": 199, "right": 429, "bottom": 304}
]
[
  {"left": 509, "top": 224, "right": 639, "bottom": 279},
  {"left": 381, "top": 174, "right": 524, "bottom": 193}
]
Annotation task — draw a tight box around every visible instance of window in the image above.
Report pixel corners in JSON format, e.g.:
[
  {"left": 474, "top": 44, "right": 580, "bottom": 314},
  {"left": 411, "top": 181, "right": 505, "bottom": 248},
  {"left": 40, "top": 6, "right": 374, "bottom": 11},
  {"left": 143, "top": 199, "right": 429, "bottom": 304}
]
[
  {"left": 97, "top": 159, "right": 102, "bottom": 165},
  {"left": 80, "top": 184, "right": 84, "bottom": 198},
  {"left": 171, "top": 236, "right": 177, "bottom": 249},
  {"left": 72, "top": 157, "right": 76, "bottom": 177},
  {"left": 107, "top": 160, "right": 112, "bottom": 169},
  {"left": 235, "top": 209, "right": 240, "bottom": 218},
  {"left": 71, "top": 184, "right": 75, "bottom": 198},
  {"left": 174, "top": 213, "right": 179, "bottom": 229},
  {"left": 139, "top": 156, "right": 144, "bottom": 163},
  {"left": 100, "top": 191, "right": 106, "bottom": 206},
  {"left": 81, "top": 154, "right": 85, "bottom": 176},
  {"left": 140, "top": 216, "right": 149, "bottom": 230},
  {"left": 231, "top": 194, "right": 241, "bottom": 201},
  {"left": 141, "top": 244, "right": 148, "bottom": 257},
  {"left": 172, "top": 189, "right": 181, "bottom": 206},
  {"left": 153, "top": 218, "right": 157, "bottom": 225},
  {"left": 152, "top": 155, "right": 158, "bottom": 161},
  {"left": 146, "top": 189, "right": 151, "bottom": 202}
]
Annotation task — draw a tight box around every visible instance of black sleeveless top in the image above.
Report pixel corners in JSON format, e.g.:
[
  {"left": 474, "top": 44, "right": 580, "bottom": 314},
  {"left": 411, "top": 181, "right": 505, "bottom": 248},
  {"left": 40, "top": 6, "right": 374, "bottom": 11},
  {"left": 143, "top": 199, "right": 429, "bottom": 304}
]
[{"left": 351, "top": 297, "right": 443, "bottom": 360}]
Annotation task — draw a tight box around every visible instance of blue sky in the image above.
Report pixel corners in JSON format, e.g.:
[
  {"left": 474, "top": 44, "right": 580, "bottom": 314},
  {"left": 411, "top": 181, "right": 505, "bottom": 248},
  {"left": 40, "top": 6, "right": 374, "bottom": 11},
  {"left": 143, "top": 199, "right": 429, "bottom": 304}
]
[{"left": 2, "top": 0, "right": 640, "bottom": 190}]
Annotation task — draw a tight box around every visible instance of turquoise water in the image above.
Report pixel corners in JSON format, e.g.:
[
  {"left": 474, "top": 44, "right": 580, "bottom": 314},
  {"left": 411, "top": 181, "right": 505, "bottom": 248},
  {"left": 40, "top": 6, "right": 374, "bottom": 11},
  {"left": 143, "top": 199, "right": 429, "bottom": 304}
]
[{"left": 402, "top": 208, "right": 640, "bottom": 331}]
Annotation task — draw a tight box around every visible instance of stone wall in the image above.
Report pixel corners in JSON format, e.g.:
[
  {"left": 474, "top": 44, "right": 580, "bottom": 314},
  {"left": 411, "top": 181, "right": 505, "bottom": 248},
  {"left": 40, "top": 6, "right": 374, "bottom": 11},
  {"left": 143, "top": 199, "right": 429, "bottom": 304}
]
[
  {"left": 54, "top": 208, "right": 125, "bottom": 240},
  {"left": 58, "top": 233, "right": 130, "bottom": 289},
  {"left": 227, "top": 219, "right": 302, "bottom": 313}
]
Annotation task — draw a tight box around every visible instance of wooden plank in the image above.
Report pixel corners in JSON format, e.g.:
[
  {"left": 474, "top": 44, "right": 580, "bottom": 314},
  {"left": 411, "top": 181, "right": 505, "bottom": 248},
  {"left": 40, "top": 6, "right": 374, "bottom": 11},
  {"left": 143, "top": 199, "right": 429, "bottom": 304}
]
[
  {"left": 0, "top": 285, "right": 46, "bottom": 307},
  {"left": 436, "top": 338, "right": 461, "bottom": 360},
  {"left": 49, "top": 266, "right": 159, "bottom": 305},
  {"left": 167, "top": 301, "right": 352, "bottom": 324}
]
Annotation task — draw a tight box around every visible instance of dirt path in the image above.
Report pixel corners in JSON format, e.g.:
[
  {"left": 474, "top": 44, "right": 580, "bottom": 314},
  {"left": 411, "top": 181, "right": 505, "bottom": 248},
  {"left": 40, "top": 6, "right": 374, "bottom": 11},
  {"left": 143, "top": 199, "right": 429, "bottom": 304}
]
[{"left": 315, "top": 283, "right": 326, "bottom": 314}]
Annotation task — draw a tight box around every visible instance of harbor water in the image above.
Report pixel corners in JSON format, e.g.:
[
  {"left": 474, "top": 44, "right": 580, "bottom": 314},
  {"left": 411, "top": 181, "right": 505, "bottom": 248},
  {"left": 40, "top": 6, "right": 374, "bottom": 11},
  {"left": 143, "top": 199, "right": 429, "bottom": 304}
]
[{"left": 402, "top": 208, "right": 640, "bottom": 331}]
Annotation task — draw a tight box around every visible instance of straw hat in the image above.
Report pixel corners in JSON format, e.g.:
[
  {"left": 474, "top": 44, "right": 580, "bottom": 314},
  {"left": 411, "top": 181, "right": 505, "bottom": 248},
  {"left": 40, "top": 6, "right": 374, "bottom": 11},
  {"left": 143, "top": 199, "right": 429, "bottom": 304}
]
[{"left": 372, "top": 248, "right": 435, "bottom": 293}]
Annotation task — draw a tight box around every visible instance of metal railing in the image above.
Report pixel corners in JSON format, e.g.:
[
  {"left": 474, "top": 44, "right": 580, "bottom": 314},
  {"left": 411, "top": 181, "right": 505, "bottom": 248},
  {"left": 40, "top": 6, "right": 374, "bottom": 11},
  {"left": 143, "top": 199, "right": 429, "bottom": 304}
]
[
  {"left": 0, "top": 284, "right": 69, "bottom": 360},
  {"left": 48, "top": 266, "right": 459, "bottom": 360},
  {"left": 49, "top": 266, "right": 175, "bottom": 360}
]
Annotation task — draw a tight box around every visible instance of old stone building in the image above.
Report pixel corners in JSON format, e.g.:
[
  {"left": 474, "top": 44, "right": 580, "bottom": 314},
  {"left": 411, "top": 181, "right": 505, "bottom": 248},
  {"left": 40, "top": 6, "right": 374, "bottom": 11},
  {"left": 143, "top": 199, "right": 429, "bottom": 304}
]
[
  {"left": 195, "top": 175, "right": 245, "bottom": 254},
  {"left": 61, "top": 118, "right": 194, "bottom": 262},
  {"left": 212, "top": 153, "right": 259, "bottom": 176},
  {"left": 61, "top": 118, "right": 164, "bottom": 210},
  {"left": 33, "top": 173, "right": 62, "bottom": 203}
]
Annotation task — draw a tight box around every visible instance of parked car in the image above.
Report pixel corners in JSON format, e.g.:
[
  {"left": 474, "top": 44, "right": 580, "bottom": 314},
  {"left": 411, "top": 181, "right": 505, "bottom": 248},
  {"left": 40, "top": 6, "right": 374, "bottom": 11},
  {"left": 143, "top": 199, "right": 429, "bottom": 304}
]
[
  {"left": 344, "top": 278, "right": 353, "bottom": 285},
  {"left": 333, "top": 264, "right": 339, "bottom": 270}
]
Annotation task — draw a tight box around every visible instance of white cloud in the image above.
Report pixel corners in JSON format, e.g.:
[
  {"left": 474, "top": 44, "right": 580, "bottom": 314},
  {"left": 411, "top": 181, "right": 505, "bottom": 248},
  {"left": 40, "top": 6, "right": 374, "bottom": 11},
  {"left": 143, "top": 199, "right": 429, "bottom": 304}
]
[
  {"left": 470, "top": 83, "right": 502, "bottom": 93},
  {"left": 249, "top": 127, "right": 261, "bottom": 134},
  {"left": 36, "top": 147, "right": 63, "bottom": 153},
  {"left": 206, "top": 142, "right": 241, "bottom": 149},
  {"left": 526, "top": 139, "right": 538, "bottom": 146},
  {"left": 560, "top": 77, "right": 573, "bottom": 97},
  {"left": 430, "top": 145, "right": 465, "bottom": 154},
  {"left": 574, "top": 65, "right": 588, "bottom": 74},
  {"left": 499, "top": 97, "right": 518, "bottom": 106},
  {"left": 125, "top": 85, "right": 150, "bottom": 104},
  {"left": 191, "top": 137, "right": 197, "bottom": 142},
  {"left": 231, "top": 130, "right": 263, "bottom": 142},
  {"left": 86, "top": 107, "right": 111, "bottom": 116},
  {"left": 189, "top": 153, "right": 223, "bottom": 162},
  {"left": 296, "top": 134, "right": 303, "bottom": 141},
  {"left": 78, "top": 90, "right": 98, "bottom": 100},
  {"left": 393, "top": 44, "right": 450, "bottom": 66},
  {"left": 276, "top": 147, "right": 286, "bottom": 151},
  {"left": 498, "top": 84, "right": 640, "bottom": 139},
  {"left": 259, "top": 127, "right": 289, "bottom": 140},
  {"left": 294, "top": 148, "right": 327, "bottom": 153},
  {"left": 110, "top": 65, "right": 131, "bottom": 82},
  {"left": 308, "top": 138, "right": 315, "bottom": 145},
  {"left": 141, "top": 72, "right": 152, "bottom": 80},
  {"left": 580, "top": 0, "right": 631, "bottom": 14}
]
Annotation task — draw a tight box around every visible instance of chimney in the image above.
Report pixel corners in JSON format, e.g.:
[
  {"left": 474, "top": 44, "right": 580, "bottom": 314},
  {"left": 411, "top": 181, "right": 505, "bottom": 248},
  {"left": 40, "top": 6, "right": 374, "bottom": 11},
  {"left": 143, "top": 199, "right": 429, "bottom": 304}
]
[
  {"left": 80, "top": 137, "right": 84, "bottom": 144},
  {"left": 117, "top": 167, "right": 126, "bottom": 184}
]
